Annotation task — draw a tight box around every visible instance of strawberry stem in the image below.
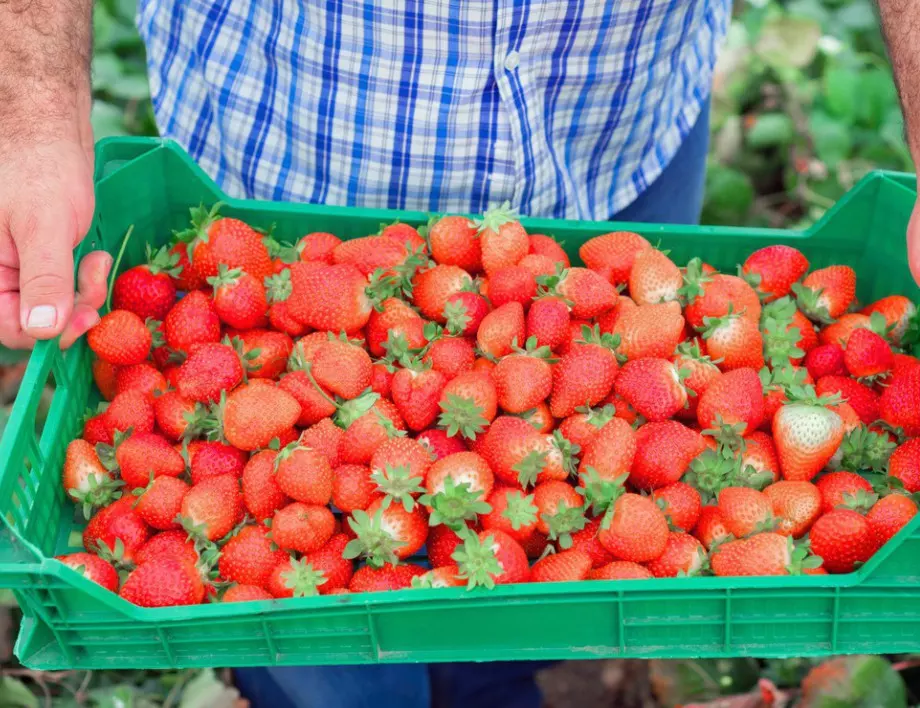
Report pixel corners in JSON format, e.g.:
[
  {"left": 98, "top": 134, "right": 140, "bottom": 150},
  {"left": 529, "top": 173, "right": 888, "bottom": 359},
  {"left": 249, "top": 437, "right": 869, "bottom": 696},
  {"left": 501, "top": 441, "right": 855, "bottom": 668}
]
[{"left": 105, "top": 224, "right": 135, "bottom": 314}]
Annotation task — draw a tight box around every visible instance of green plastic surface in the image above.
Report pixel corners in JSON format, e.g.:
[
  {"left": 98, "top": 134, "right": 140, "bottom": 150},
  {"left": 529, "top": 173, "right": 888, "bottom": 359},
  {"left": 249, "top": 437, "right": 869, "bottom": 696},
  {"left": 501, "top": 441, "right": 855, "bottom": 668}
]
[{"left": 1, "top": 138, "right": 920, "bottom": 670}]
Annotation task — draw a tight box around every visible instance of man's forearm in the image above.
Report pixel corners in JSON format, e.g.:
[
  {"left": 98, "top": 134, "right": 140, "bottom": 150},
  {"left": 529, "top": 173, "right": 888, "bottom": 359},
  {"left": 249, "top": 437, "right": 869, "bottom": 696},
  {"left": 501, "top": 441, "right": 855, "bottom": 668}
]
[
  {"left": 879, "top": 0, "right": 920, "bottom": 159},
  {"left": 0, "top": 0, "right": 93, "bottom": 136}
]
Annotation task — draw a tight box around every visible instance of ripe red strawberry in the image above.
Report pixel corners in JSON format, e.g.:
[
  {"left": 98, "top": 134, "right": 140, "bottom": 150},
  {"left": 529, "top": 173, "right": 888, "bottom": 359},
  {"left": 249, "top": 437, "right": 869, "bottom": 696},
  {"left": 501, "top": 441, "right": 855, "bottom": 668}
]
[
  {"left": 222, "top": 381, "right": 301, "bottom": 451},
  {"left": 332, "top": 464, "right": 379, "bottom": 513},
  {"left": 135, "top": 529, "right": 199, "bottom": 567},
  {"left": 862, "top": 295, "right": 916, "bottom": 345},
  {"left": 589, "top": 561, "right": 653, "bottom": 580},
  {"left": 104, "top": 390, "right": 156, "bottom": 438},
  {"left": 597, "top": 493, "right": 669, "bottom": 562},
  {"left": 234, "top": 329, "right": 293, "bottom": 380},
  {"left": 348, "top": 563, "right": 427, "bottom": 592},
  {"left": 242, "top": 450, "right": 290, "bottom": 521},
  {"left": 207, "top": 265, "right": 268, "bottom": 329},
  {"left": 526, "top": 295, "right": 571, "bottom": 350},
  {"left": 365, "top": 298, "right": 426, "bottom": 358},
  {"left": 818, "top": 313, "right": 870, "bottom": 348},
  {"left": 628, "top": 249, "right": 682, "bottom": 306},
  {"left": 696, "top": 367, "right": 764, "bottom": 436},
  {"left": 805, "top": 344, "right": 846, "bottom": 380},
  {"left": 879, "top": 366, "right": 920, "bottom": 437},
  {"left": 332, "top": 235, "right": 408, "bottom": 276},
  {"left": 83, "top": 496, "right": 151, "bottom": 562},
  {"left": 651, "top": 482, "right": 702, "bottom": 532},
  {"left": 114, "top": 363, "right": 167, "bottom": 400},
  {"left": 428, "top": 215, "right": 482, "bottom": 272},
  {"left": 265, "top": 268, "right": 306, "bottom": 337},
  {"left": 303, "top": 533, "right": 355, "bottom": 594},
  {"left": 614, "top": 357, "right": 687, "bottom": 422},
  {"left": 492, "top": 339, "right": 555, "bottom": 414},
  {"left": 578, "top": 417, "right": 636, "bottom": 483},
  {"left": 566, "top": 516, "right": 615, "bottom": 568},
  {"left": 88, "top": 310, "right": 152, "bottom": 366},
  {"left": 453, "top": 529, "right": 531, "bottom": 587},
  {"left": 93, "top": 359, "right": 118, "bottom": 401},
  {"left": 425, "top": 522, "right": 474, "bottom": 568},
  {"left": 888, "top": 438, "right": 920, "bottom": 493},
  {"left": 613, "top": 301, "right": 685, "bottom": 360},
  {"left": 579, "top": 231, "right": 651, "bottom": 285},
  {"left": 549, "top": 329, "right": 619, "bottom": 417},
  {"left": 544, "top": 267, "right": 618, "bottom": 319},
  {"left": 411, "top": 565, "right": 465, "bottom": 588},
  {"left": 816, "top": 470, "right": 875, "bottom": 514},
  {"left": 532, "top": 480, "right": 585, "bottom": 543},
  {"left": 518, "top": 253, "right": 558, "bottom": 278},
  {"left": 278, "top": 369, "right": 336, "bottom": 427},
  {"left": 809, "top": 508, "right": 874, "bottom": 573},
  {"left": 476, "top": 302, "right": 526, "bottom": 359},
  {"left": 350, "top": 498, "right": 429, "bottom": 561},
  {"left": 181, "top": 204, "right": 273, "bottom": 281},
  {"left": 557, "top": 404, "right": 615, "bottom": 452},
  {"left": 114, "top": 431, "right": 186, "bottom": 489},
  {"left": 488, "top": 266, "right": 537, "bottom": 310},
  {"left": 646, "top": 532, "right": 705, "bottom": 577},
  {"left": 287, "top": 262, "right": 372, "bottom": 333},
  {"left": 63, "top": 439, "right": 118, "bottom": 512},
  {"left": 271, "top": 502, "right": 335, "bottom": 554},
  {"left": 133, "top": 475, "right": 190, "bottom": 530},
  {"left": 120, "top": 557, "right": 205, "bottom": 607},
  {"left": 701, "top": 311, "right": 764, "bottom": 371},
  {"left": 530, "top": 549, "right": 592, "bottom": 582},
  {"left": 176, "top": 342, "right": 243, "bottom": 403},
  {"left": 223, "top": 584, "right": 273, "bottom": 602},
  {"left": 866, "top": 494, "right": 917, "bottom": 550},
  {"left": 439, "top": 370, "right": 498, "bottom": 440},
  {"left": 298, "top": 231, "right": 342, "bottom": 263},
  {"left": 413, "top": 264, "right": 474, "bottom": 322},
  {"left": 168, "top": 241, "right": 204, "bottom": 291},
  {"left": 180, "top": 474, "right": 242, "bottom": 541},
  {"left": 312, "top": 337, "right": 372, "bottom": 400},
  {"left": 793, "top": 265, "right": 857, "bottom": 323},
  {"left": 741, "top": 431, "right": 780, "bottom": 485},
  {"left": 816, "top": 375, "right": 879, "bottom": 425},
  {"left": 370, "top": 437, "right": 433, "bottom": 491},
  {"left": 694, "top": 505, "right": 731, "bottom": 549},
  {"left": 338, "top": 398, "right": 406, "bottom": 465},
  {"left": 528, "top": 233, "right": 570, "bottom": 266},
  {"left": 274, "top": 444, "right": 334, "bottom": 505},
  {"left": 391, "top": 366, "right": 447, "bottom": 432},
  {"left": 844, "top": 327, "right": 892, "bottom": 380},
  {"left": 424, "top": 335, "right": 476, "bottom": 379},
  {"left": 717, "top": 487, "right": 773, "bottom": 538},
  {"left": 417, "top": 428, "right": 467, "bottom": 460},
  {"left": 682, "top": 267, "right": 762, "bottom": 329},
  {"left": 629, "top": 421, "right": 707, "bottom": 490},
  {"left": 481, "top": 487, "right": 539, "bottom": 544},
  {"left": 477, "top": 416, "right": 543, "bottom": 486},
  {"left": 740, "top": 245, "right": 809, "bottom": 302},
  {"left": 219, "top": 525, "right": 288, "bottom": 588},
  {"left": 672, "top": 342, "right": 722, "bottom": 420},
  {"left": 56, "top": 552, "right": 119, "bottom": 592},
  {"left": 189, "top": 441, "right": 246, "bottom": 484},
  {"left": 773, "top": 398, "right": 844, "bottom": 481},
  {"left": 442, "top": 291, "right": 490, "bottom": 338},
  {"left": 475, "top": 203, "right": 529, "bottom": 276},
  {"left": 762, "top": 480, "right": 820, "bottom": 538},
  {"left": 82, "top": 414, "right": 112, "bottom": 446},
  {"left": 164, "top": 290, "right": 222, "bottom": 352},
  {"left": 425, "top": 451, "right": 494, "bottom": 506},
  {"left": 711, "top": 532, "right": 794, "bottom": 576}
]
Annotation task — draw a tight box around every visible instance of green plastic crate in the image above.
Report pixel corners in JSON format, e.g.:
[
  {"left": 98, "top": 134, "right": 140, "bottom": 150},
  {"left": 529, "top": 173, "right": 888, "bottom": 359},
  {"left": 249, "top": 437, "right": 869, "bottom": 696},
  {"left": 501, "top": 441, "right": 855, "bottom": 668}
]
[{"left": 2, "top": 137, "right": 920, "bottom": 670}]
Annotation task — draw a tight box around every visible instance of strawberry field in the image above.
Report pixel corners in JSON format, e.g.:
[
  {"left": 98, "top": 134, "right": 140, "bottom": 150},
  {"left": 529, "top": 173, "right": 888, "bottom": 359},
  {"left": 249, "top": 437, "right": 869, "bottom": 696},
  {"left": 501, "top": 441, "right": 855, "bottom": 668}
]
[{"left": 1, "top": 0, "right": 920, "bottom": 705}]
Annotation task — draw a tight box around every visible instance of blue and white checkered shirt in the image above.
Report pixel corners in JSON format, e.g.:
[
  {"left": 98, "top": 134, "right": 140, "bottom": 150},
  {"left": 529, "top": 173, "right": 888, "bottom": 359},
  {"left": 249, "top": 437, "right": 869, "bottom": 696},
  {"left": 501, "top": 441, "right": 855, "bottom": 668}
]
[{"left": 137, "top": 0, "right": 729, "bottom": 220}]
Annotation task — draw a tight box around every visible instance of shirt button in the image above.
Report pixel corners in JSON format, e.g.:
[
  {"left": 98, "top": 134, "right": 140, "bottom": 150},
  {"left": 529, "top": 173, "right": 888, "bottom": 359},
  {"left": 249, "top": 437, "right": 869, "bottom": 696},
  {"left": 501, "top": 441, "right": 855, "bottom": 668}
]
[{"left": 503, "top": 51, "right": 520, "bottom": 71}]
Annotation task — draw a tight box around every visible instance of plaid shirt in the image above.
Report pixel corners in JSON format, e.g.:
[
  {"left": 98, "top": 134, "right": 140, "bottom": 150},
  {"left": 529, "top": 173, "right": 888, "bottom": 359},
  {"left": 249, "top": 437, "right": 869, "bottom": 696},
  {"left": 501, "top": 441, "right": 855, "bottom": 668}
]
[{"left": 137, "top": 0, "right": 729, "bottom": 220}]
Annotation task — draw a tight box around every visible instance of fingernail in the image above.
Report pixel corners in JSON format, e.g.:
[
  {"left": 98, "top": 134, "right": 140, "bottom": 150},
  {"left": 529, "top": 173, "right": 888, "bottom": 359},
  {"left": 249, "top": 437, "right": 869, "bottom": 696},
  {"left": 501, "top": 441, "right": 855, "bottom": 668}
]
[
  {"left": 95, "top": 254, "right": 114, "bottom": 284},
  {"left": 26, "top": 306, "right": 57, "bottom": 329}
]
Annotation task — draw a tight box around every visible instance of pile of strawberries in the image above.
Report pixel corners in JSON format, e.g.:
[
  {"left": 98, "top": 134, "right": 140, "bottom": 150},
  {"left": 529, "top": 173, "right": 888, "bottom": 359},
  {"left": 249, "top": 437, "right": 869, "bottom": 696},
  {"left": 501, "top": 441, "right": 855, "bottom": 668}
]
[{"left": 57, "top": 202, "right": 920, "bottom": 607}]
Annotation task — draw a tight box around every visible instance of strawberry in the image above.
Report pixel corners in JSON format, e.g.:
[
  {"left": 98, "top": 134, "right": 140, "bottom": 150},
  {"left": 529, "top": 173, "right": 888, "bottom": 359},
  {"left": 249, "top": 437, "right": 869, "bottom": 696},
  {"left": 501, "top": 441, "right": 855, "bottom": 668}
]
[
  {"left": 549, "top": 327, "right": 619, "bottom": 417},
  {"left": 672, "top": 342, "right": 722, "bottom": 419},
  {"left": 879, "top": 366, "right": 920, "bottom": 436},
  {"left": 478, "top": 487, "right": 538, "bottom": 544},
  {"left": 271, "top": 502, "right": 335, "bottom": 554},
  {"left": 681, "top": 264, "right": 762, "bottom": 329},
  {"left": 113, "top": 431, "right": 186, "bottom": 489},
  {"left": 614, "top": 357, "right": 687, "bottom": 422},
  {"left": 114, "top": 363, "right": 167, "bottom": 400},
  {"left": 223, "top": 584, "right": 273, "bottom": 602},
  {"left": 629, "top": 421, "right": 707, "bottom": 490},
  {"left": 816, "top": 470, "right": 875, "bottom": 514},
  {"left": 453, "top": 529, "right": 531, "bottom": 587},
  {"left": 475, "top": 202, "right": 529, "bottom": 275},
  {"left": 489, "top": 266, "right": 537, "bottom": 310},
  {"left": 366, "top": 298, "right": 426, "bottom": 358},
  {"left": 242, "top": 450, "right": 290, "bottom": 521},
  {"left": 701, "top": 310, "right": 764, "bottom": 371},
  {"left": 425, "top": 451, "right": 494, "bottom": 504},
  {"left": 176, "top": 342, "right": 243, "bottom": 402},
  {"left": 740, "top": 245, "right": 809, "bottom": 302},
  {"left": 311, "top": 337, "right": 372, "bottom": 400},
  {"left": 888, "top": 438, "right": 920, "bottom": 492},
  {"left": 696, "top": 367, "right": 764, "bottom": 437},
  {"left": 265, "top": 269, "right": 306, "bottom": 337},
  {"left": 180, "top": 204, "right": 273, "bottom": 281},
  {"left": 83, "top": 496, "right": 151, "bottom": 562},
  {"left": 476, "top": 302, "right": 526, "bottom": 359},
  {"left": 711, "top": 532, "right": 798, "bottom": 576},
  {"left": 428, "top": 215, "right": 482, "bottom": 272},
  {"left": 541, "top": 267, "right": 618, "bottom": 319},
  {"left": 809, "top": 508, "right": 874, "bottom": 573},
  {"left": 164, "top": 290, "right": 222, "bottom": 352},
  {"left": 62, "top": 439, "right": 118, "bottom": 514},
  {"left": 348, "top": 563, "right": 427, "bottom": 592},
  {"left": 189, "top": 441, "right": 247, "bottom": 484},
  {"left": 442, "top": 291, "right": 490, "bottom": 338},
  {"left": 558, "top": 404, "right": 616, "bottom": 452},
  {"left": 577, "top": 418, "right": 636, "bottom": 484},
  {"left": 567, "top": 516, "right": 615, "bottom": 567},
  {"left": 82, "top": 415, "right": 112, "bottom": 446},
  {"left": 529, "top": 233, "right": 571, "bottom": 267},
  {"left": 411, "top": 565, "right": 465, "bottom": 588},
  {"left": 439, "top": 370, "right": 498, "bottom": 440},
  {"left": 333, "top": 235, "right": 408, "bottom": 276},
  {"left": 424, "top": 335, "right": 476, "bottom": 379},
  {"left": 169, "top": 241, "right": 205, "bottom": 291},
  {"left": 773, "top": 394, "right": 844, "bottom": 481},
  {"left": 177, "top": 475, "right": 241, "bottom": 543},
  {"left": 792, "top": 265, "right": 857, "bottom": 323},
  {"left": 694, "top": 505, "right": 732, "bottom": 549},
  {"left": 391, "top": 365, "right": 447, "bottom": 432},
  {"left": 348, "top": 499, "right": 429, "bottom": 563},
  {"left": 287, "top": 262, "right": 372, "bottom": 333},
  {"left": 717, "top": 487, "right": 773, "bottom": 537},
  {"left": 298, "top": 231, "right": 342, "bottom": 263},
  {"left": 518, "top": 253, "right": 558, "bottom": 279},
  {"left": 413, "top": 265, "right": 474, "bottom": 322},
  {"left": 646, "top": 532, "right": 705, "bottom": 577},
  {"left": 478, "top": 416, "right": 544, "bottom": 486},
  {"left": 135, "top": 530, "right": 199, "bottom": 567},
  {"left": 120, "top": 557, "right": 205, "bottom": 607},
  {"left": 56, "top": 552, "right": 119, "bottom": 592},
  {"left": 426, "top": 522, "right": 474, "bottom": 568},
  {"left": 235, "top": 329, "right": 293, "bottom": 380},
  {"left": 492, "top": 338, "right": 555, "bottom": 414},
  {"left": 333, "top": 463, "right": 379, "bottom": 513},
  {"left": 221, "top": 381, "right": 302, "bottom": 451},
  {"left": 526, "top": 295, "right": 571, "bottom": 351},
  {"left": 862, "top": 295, "right": 916, "bottom": 345},
  {"left": 597, "top": 493, "right": 669, "bottom": 562},
  {"left": 299, "top": 533, "right": 355, "bottom": 595},
  {"left": 87, "top": 310, "right": 152, "bottom": 366},
  {"left": 530, "top": 549, "right": 592, "bottom": 582},
  {"left": 207, "top": 264, "right": 267, "bottom": 329},
  {"left": 104, "top": 390, "right": 156, "bottom": 438},
  {"left": 816, "top": 375, "right": 879, "bottom": 425},
  {"left": 579, "top": 231, "right": 651, "bottom": 285},
  {"left": 417, "top": 428, "right": 467, "bottom": 460},
  {"left": 651, "top": 482, "right": 702, "bottom": 532},
  {"left": 613, "top": 302, "right": 685, "bottom": 360},
  {"left": 133, "top": 475, "right": 189, "bottom": 530},
  {"left": 844, "top": 327, "right": 892, "bottom": 380},
  {"left": 892, "top": 353, "right": 920, "bottom": 377},
  {"left": 804, "top": 344, "right": 846, "bottom": 380},
  {"left": 370, "top": 363, "right": 394, "bottom": 398},
  {"left": 589, "top": 561, "right": 653, "bottom": 580},
  {"left": 93, "top": 359, "right": 118, "bottom": 401},
  {"left": 628, "top": 249, "right": 682, "bottom": 305},
  {"left": 596, "top": 295, "right": 638, "bottom": 333},
  {"left": 274, "top": 443, "right": 334, "bottom": 505},
  {"left": 866, "top": 494, "right": 917, "bottom": 550},
  {"left": 337, "top": 398, "right": 406, "bottom": 465},
  {"left": 278, "top": 370, "right": 336, "bottom": 427},
  {"left": 762, "top": 480, "right": 820, "bottom": 537},
  {"left": 533, "top": 480, "right": 586, "bottom": 545},
  {"left": 741, "top": 431, "right": 780, "bottom": 485},
  {"left": 219, "top": 525, "right": 288, "bottom": 588}
]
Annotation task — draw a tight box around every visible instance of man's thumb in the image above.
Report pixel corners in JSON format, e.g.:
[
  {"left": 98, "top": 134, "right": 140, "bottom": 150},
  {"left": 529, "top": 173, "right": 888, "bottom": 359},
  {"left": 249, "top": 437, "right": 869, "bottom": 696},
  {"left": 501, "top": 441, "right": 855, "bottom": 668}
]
[{"left": 16, "top": 209, "right": 77, "bottom": 339}]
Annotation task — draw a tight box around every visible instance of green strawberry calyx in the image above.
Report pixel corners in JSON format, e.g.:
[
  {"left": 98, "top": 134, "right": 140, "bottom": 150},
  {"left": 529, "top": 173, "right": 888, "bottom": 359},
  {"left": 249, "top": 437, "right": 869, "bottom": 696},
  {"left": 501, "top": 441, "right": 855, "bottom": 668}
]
[
  {"left": 282, "top": 559, "right": 328, "bottom": 598},
  {"left": 473, "top": 201, "right": 519, "bottom": 235},
  {"left": 438, "top": 393, "right": 489, "bottom": 441},
  {"left": 452, "top": 533, "right": 503, "bottom": 590},
  {"left": 371, "top": 465, "right": 425, "bottom": 513},
  {"left": 343, "top": 508, "right": 405, "bottom": 568},
  {"left": 419, "top": 477, "right": 492, "bottom": 532},
  {"left": 676, "top": 257, "right": 713, "bottom": 306},
  {"left": 541, "top": 500, "right": 588, "bottom": 550},
  {"left": 576, "top": 470, "right": 627, "bottom": 516},
  {"left": 500, "top": 491, "right": 539, "bottom": 532}
]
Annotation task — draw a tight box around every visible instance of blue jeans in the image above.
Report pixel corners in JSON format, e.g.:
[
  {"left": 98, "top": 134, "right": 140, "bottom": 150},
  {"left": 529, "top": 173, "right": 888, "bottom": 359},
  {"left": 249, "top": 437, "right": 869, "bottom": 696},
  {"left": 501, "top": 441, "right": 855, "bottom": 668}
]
[{"left": 234, "top": 97, "right": 710, "bottom": 708}]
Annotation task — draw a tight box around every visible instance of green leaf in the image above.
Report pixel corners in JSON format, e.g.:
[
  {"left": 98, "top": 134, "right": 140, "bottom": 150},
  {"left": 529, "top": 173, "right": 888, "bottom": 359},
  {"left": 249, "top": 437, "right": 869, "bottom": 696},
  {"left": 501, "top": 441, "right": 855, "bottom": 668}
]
[
  {"left": 0, "top": 678, "right": 39, "bottom": 708},
  {"left": 856, "top": 70, "right": 898, "bottom": 130},
  {"left": 755, "top": 15, "right": 822, "bottom": 69},
  {"left": 179, "top": 669, "right": 242, "bottom": 708},
  {"left": 823, "top": 67, "right": 860, "bottom": 123},
  {"left": 91, "top": 100, "right": 128, "bottom": 138},
  {"left": 836, "top": 0, "right": 878, "bottom": 31},
  {"left": 799, "top": 655, "right": 906, "bottom": 708},
  {"left": 702, "top": 165, "right": 754, "bottom": 225},
  {"left": 746, "top": 113, "right": 795, "bottom": 149},
  {"left": 107, "top": 73, "right": 152, "bottom": 101},
  {"left": 810, "top": 111, "right": 853, "bottom": 168}
]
